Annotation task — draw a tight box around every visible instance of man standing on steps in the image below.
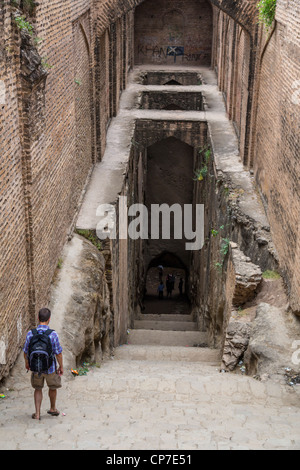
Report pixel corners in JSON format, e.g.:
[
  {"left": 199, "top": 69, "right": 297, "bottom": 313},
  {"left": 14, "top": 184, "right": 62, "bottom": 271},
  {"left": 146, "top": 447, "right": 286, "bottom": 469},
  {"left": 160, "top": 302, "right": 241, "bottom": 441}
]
[{"left": 23, "top": 308, "right": 63, "bottom": 420}]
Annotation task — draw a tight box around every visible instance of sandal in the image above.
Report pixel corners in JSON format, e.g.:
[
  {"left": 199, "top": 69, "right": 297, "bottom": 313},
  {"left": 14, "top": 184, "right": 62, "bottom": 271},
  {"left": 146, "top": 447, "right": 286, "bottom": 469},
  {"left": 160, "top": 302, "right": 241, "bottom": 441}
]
[
  {"left": 32, "top": 413, "right": 41, "bottom": 420},
  {"left": 47, "top": 409, "right": 60, "bottom": 416}
]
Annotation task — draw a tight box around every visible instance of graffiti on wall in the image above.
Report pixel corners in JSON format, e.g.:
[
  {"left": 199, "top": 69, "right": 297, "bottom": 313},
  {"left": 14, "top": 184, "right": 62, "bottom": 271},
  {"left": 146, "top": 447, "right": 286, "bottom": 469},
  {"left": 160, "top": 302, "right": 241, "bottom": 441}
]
[
  {"left": 166, "top": 46, "right": 184, "bottom": 63},
  {"left": 137, "top": 44, "right": 209, "bottom": 63}
]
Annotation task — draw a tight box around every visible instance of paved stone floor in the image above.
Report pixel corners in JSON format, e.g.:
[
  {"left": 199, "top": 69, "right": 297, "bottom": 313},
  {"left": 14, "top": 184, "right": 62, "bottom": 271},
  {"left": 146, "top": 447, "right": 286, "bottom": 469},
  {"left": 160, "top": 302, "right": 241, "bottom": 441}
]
[{"left": 1, "top": 343, "right": 300, "bottom": 450}]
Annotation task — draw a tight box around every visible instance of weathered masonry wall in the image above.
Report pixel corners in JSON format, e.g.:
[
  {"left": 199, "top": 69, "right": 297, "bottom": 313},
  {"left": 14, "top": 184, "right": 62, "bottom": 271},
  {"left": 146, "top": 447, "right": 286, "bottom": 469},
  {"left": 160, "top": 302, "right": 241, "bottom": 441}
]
[
  {"left": 0, "top": 0, "right": 136, "bottom": 380},
  {"left": 142, "top": 71, "right": 202, "bottom": 85},
  {"left": 251, "top": 1, "right": 300, "bottom": 315},
  {"left": 211, "top": 0, "right": 300, "bottom": 314},
  {"left": 140, "top": 91, "right": 204, "bottom": 110},
  {"left": 0, "top": 3, "right": 30, "bottom": 374},
  {"left": 134, "top": 0, "right": 213, "bottom": 66},
  {"left": 211, "top": 6, "right": 251, "bottom": 163}
]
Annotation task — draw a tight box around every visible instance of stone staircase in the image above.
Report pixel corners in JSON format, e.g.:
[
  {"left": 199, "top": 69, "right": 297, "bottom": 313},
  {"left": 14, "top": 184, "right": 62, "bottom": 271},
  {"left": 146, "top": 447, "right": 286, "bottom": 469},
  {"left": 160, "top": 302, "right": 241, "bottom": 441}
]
[{"left": 115, "top": 313, "right": 221, "bottom": 365}]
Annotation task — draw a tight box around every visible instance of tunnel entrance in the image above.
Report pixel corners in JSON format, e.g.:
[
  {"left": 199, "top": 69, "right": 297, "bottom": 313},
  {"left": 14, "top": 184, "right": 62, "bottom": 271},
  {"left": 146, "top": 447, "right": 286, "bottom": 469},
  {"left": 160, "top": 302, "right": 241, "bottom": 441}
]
[
  {"left": 164, "top": 80, "right": 182, "bottom": 86},
  {"left": 131, "top": 119, "right": 209, "bottom": 322},
  {"left": 144, "top": 136, "right": 194, "bottom": 273},
  {"left": 143, "top": 266, "right": 190, "bottom": 316},
  {"left": 143, "top": 251, "right": 190, "bottom": 316}
]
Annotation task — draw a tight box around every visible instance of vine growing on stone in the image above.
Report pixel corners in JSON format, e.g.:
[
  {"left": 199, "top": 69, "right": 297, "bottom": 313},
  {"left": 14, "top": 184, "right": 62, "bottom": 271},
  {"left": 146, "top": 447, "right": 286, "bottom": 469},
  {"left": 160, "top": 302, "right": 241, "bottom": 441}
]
[
  {"left": 257, "top": 0, "right": 277, "bottom": 30},
  {"left": 14, "top": 15, "right": 34, "bottom": 35}
]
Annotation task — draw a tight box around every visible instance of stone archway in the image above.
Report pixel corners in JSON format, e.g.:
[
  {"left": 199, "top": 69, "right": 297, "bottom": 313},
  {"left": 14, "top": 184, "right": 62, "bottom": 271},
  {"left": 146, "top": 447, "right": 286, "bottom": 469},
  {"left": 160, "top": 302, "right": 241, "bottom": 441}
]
[{"left": 144, "top": 251, "right": 190, "bottom": 314}]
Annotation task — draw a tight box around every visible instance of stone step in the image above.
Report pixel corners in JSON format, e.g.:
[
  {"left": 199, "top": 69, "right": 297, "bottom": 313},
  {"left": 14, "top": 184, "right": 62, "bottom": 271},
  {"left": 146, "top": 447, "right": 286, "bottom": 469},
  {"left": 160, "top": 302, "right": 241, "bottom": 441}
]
[
  {"left": 114, "top": 344, "right": 220, "bottom": 364},
  {"left": 137, "top": 314, "right": 194, "bottom": 322},
  {"left": 127, "top": 329, "right": 208, "bottom": 347},
  {"left": 134, "top": 320, "right": 197, "bottom": 331}
]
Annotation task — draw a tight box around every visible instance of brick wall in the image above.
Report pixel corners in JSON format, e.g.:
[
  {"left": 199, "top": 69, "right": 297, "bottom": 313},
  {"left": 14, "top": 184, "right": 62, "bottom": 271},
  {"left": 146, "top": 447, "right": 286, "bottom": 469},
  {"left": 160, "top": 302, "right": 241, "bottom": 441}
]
[
  {"left": 212, "top": 0, "right": 300, "bottom": 314},
  {"left": 0, "top": 3, "right": 31, "bottom": 376},
  {"left": 28, "top": 1, "right": 96, "bottom": 317},
  {"left": 252, "top": 0, "right": 300, "bottom": 313},
  {"left": 0, "top": 0, "right": 137, "bottom": 380},
  {"left": 134, "top": 0, "right": 213, "bottom": 66},
  {"left": 212, "top": 7, "right": 251, "bottom": 161}
]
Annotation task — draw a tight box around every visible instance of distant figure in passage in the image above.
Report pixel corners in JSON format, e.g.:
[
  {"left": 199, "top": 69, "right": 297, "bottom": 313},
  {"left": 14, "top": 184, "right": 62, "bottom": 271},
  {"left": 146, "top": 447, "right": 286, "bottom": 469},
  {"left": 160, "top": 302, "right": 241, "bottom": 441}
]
[
  {"left": 166, "top": 275, "right": 172, "bottom": 298},
  {"left": 158, "top": 265, "right": 164, "bottom": 282},
  {"left": 170, "top": 274, "right": 175, "bottom": 294},
  {"left": 157, "top": 281, "right": 164, "bottom": 299},
  {"left": 179, "top": 278, "right": 184, "bottom": 296}
]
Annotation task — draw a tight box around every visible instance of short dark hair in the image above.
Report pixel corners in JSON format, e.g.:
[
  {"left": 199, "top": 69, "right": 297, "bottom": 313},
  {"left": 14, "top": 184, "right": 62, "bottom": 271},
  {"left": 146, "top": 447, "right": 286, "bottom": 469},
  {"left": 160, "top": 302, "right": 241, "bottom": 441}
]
[{"left": 38, "top": 308, "right": 51, "bottom": 323}]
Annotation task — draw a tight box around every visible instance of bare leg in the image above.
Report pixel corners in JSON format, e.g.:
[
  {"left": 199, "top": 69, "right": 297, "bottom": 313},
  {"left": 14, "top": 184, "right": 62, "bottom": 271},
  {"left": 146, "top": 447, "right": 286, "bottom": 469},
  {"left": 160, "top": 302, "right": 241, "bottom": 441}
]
[
  {"left": 33, "top": 389, "right": 43, "bottom": 419},
  {"left": 48, "top": 389, "right": 58, "bottom": 413}
]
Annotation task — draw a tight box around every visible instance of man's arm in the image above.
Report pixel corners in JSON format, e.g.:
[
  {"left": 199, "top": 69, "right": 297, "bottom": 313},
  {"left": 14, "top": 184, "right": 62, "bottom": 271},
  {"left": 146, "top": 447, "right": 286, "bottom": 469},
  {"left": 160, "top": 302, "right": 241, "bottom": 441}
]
[
  {"left": 24, "top": 352, "right": 30, "bottom": 370},
  {"left": 23, "top": 332, "right": 31, "bottom": 371},
  {"left": 56, "top": 352, "right": 63, "bottom": 375},
  {"left": 51, "top": 331, "right": 63, "bottom": 375}
]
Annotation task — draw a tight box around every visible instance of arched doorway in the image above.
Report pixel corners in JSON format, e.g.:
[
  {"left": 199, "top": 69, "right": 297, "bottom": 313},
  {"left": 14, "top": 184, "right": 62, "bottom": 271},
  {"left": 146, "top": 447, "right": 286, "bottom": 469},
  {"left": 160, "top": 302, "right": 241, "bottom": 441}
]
[{"left": 143, "top": 252, "right": 190, "bottom": 315}]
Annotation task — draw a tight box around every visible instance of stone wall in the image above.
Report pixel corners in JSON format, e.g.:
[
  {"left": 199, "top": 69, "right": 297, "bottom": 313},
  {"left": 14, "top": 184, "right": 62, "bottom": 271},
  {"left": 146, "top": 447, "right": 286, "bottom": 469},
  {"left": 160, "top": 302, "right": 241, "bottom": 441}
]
[
  {"left": 211, "top": 6, "right": 252, "bottom": 163},
  {"left": 134, "top": 0, "right": 213, "bottom": 66},
  {"left": 251, "top": 1, "right": 300, "bottom": 315},
  {"left": 48, "top": 234, "right": 113, "bottom": 371},
  {"left": 211, "top": 0, "right": 300, "bottom": 315},
  {"left": 134, "top": 119, "right": 208, "bottom": 279},
  {"left": 0, "top": 3, "right": 31, "bottom": 376},
  {"left": 0, "top": 0, "right": 136, "bottom": 381},
  {"left": 140, "top": 91, "right": 204, "bottom": 111},
  {"left": 191, "top": 148, "right": 278, "bottom": 348}
]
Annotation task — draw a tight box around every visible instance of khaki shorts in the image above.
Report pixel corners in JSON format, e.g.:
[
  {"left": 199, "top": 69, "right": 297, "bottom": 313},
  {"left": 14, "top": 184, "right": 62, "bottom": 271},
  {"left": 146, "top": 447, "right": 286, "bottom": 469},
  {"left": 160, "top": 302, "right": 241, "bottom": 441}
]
[{"left": 31, "top": 372, "right": 62, "bottom": 390}]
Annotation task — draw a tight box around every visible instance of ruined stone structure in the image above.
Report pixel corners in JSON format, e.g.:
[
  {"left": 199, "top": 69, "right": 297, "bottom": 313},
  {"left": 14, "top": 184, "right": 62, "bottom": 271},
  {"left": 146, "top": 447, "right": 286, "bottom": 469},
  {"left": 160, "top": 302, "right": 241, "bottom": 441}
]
[{"left": 0, "top": 0, "right": 299, "bottom": 381}]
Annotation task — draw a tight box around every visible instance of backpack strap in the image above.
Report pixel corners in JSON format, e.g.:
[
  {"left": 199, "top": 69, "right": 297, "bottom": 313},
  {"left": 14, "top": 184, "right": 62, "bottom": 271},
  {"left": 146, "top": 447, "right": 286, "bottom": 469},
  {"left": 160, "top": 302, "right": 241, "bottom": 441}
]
[
  {"left": 31, "top": 328, "right": 53, "bottom": 336},
  {"left": 43, "top": 329, "right": 54, "bottom": 337},
  {"left": 43, "top": 329, "right": 56, "bottom": 371}
]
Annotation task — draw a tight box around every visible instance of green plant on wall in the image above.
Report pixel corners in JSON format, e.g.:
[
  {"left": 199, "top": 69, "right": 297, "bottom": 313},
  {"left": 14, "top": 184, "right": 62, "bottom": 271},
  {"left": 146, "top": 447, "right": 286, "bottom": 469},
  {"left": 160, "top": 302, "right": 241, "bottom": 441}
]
[
  {"left": 75, "top": 229, "right": 102, "bottom": 251},
  {"left": 257, "top": 0, "right": 277, "bottom": 30},
  {"left": 214, "top": 238, "right": 230, "bottom": 273},
  {"left": 194, "top": 145, "right": 211, "bottom": 182},
  {"left": 211, "top": 225, "right": 224, "bottom": 237},
  {"left": 193, "top": 166, "right": 208, "bottom": 181},
  {"left": 41, "top": 57, "right": 53, "bottom": 69},
  {"left": 220, "top": 238, "right": 230, "bottom": 257},
  {"left": 14, "top": 15, "right": 34, "bottom": 35}
]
